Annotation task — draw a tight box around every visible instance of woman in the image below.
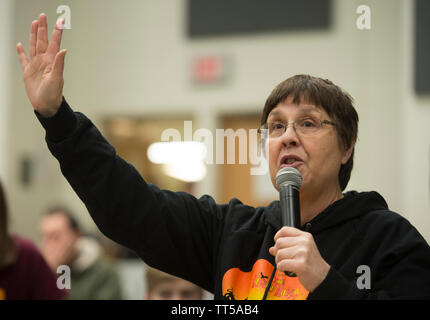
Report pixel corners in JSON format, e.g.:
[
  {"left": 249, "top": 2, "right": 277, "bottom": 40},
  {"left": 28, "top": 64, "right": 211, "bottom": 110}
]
[
  {"left": 16, "top": 14, "right": 430, "bottom": 299},
  {"left": 0, "top": 179, "right": 66, "bottom": 300}
]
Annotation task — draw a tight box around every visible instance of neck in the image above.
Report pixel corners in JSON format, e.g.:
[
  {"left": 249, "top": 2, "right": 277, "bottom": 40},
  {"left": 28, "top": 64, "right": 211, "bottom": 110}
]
[{"left": 299, "top": 186, "right": 344, "bottom": 225}]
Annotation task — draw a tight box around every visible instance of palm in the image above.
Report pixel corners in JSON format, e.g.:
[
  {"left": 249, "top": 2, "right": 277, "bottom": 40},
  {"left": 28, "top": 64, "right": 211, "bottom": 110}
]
[{"left": 17, "top": 14, "right": 67, "bottom": 117}]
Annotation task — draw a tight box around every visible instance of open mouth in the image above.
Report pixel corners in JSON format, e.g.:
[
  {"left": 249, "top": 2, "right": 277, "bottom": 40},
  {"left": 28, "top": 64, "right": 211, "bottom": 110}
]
[{"left": 280, "top": 155, "right": 304, "bottom": 168}]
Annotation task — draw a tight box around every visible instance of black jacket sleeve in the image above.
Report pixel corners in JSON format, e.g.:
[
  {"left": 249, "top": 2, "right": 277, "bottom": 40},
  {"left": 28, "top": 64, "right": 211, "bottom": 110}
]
[
  {"left": 36, "top": 98, "right": 223, "bottom": 293},
  {"left": 308, "top": 211, "right": 430, "bottom": 300}
]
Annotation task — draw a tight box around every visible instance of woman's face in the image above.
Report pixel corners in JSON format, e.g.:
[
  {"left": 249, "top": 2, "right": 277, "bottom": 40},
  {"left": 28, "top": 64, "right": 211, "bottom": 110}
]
[{"left": 266, "top": 97, "right": 352, "bottom": 197}]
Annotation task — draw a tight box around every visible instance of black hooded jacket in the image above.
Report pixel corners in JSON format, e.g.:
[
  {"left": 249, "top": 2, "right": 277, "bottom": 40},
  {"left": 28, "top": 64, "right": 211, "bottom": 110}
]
[{"left": 36, "top": 98, "right": 430, "bottom": 299}]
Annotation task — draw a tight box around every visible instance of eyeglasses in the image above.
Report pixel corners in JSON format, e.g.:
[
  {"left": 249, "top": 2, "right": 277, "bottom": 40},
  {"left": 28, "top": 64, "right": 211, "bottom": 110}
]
[{"left": 258, "top": 117, "right": 336, "bottom": 138}]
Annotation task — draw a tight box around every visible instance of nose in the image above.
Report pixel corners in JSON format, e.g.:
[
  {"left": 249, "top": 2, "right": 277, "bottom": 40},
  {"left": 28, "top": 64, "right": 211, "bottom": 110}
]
[{"left": 279, "top": 124, "right": 300, "bottom": 147}]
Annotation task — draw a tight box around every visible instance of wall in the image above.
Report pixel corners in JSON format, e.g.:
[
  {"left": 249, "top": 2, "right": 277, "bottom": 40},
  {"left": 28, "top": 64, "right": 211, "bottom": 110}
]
[
  {"left": 401, "top": 0, "right": 430, "bottom": 241},
  {"left": 0, "top": 0, "right": 12, "bottom": 182}
]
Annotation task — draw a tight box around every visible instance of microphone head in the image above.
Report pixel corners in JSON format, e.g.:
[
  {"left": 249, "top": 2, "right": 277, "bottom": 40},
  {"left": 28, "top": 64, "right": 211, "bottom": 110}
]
[{"left": 275, "top": 167, "right": 302, "bottom": 189}]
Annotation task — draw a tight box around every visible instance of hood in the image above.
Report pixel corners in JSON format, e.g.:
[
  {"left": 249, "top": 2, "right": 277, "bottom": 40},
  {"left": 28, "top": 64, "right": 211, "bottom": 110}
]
[
  {"left": 72, "top": 236, "right": 102, "bottom": 272},
  {"left": 264, "top": 191, "right": 389, "bottom": 234}
]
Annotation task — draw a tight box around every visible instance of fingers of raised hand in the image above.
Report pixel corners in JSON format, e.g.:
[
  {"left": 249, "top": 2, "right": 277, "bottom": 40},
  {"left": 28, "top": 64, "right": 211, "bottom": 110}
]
[
  {"left": 16, "top": 43, "right": 29, "bottom": 72},
  {"left": 46, "top": 18, "right": 64, "bottom": 56},
  {"left": 36, "top": 13, "right": 49, "bottom": 55},
  {"left": 52, "top": 49, "right": 67, "bottom": 78},
  {"left": 29, "top": 20, "right": 38, "bottom": 58}
]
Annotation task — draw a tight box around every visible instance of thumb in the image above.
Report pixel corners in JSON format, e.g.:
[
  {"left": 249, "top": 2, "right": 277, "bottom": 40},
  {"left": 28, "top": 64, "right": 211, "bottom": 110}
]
[
  {"left": 52, "top": 49, "right": 67, "bottom": 77},
  {"left": 269, "top": 246, "right": 275, "bottom": 256}
]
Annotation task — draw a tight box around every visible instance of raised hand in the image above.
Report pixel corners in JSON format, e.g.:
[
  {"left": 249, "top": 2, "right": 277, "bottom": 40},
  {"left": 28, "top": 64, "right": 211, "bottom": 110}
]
[{"left": 16, "top": 14, "right": 67, "bottom": 118}]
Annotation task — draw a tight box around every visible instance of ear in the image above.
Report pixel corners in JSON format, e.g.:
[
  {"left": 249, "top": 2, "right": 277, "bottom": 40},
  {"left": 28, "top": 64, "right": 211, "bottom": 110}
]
[{"left": 341, "top": 143, "right": 355, "bottom": 165}]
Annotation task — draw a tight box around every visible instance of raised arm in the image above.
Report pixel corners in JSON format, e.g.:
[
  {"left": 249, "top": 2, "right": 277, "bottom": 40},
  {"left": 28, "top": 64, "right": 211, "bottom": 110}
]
[
  {"left": 16, "top": 13, "right": 66, "bottom": 118},
  {"left": 16, "top": 14, "right": 223, "bottom": 293}
]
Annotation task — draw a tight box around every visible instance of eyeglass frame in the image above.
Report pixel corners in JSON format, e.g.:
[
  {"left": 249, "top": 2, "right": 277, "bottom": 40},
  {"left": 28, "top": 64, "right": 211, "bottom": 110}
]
[{"left": 258, "top": 118, "right": 336, "bottom": 138}]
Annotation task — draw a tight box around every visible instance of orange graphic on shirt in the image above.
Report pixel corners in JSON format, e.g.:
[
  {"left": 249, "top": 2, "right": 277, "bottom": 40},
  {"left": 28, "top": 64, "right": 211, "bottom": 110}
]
[
  {"left": 222, "top": 259, "right": 309, "bottom": 300},
  {"left": 0, "top": 288, "right": 5, "bottom": 300}
]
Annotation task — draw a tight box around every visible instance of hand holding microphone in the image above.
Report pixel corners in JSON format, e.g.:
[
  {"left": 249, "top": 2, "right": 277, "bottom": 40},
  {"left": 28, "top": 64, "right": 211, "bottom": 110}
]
[
  {"left": 275, "top": 167, "right": 302, "bottom": 277},
  {"left": 269, "top": 167, "right": 331, "bottom": 291}
]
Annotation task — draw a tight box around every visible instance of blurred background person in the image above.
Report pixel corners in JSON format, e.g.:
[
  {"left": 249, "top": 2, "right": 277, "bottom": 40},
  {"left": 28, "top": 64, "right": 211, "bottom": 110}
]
[
  {"left": 145, "top": 266, "right": 204, "bottom": 300},
  {"left": 0, "top": 179, "right": 65, "bottom": 300},
  {"left": 40, "top": 207, "right": 123, "bottom": 300}
]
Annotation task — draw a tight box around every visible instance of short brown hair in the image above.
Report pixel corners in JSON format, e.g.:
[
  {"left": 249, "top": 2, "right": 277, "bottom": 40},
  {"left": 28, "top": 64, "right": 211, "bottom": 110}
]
[
  {"left": 261, "top": 74, "right": 359, "bottom": 191},
  {"left": 44, "top": 206, "right": 81, "bottom": 233},
  {"left": 146, "top": 267, "right": 178, "bottom": 293}
]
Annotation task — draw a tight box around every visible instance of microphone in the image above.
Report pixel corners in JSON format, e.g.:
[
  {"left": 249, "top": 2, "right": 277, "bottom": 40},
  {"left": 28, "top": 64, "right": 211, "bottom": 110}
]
[{"left": 275, "top": 166, "right": 303, "bottom": 277}]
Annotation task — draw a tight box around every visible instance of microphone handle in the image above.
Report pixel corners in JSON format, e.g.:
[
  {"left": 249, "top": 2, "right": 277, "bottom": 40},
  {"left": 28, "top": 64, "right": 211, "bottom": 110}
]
[
  {"left": 279, "top": 185, "right": 300, "bottom": 277},
  {"left": 279, "top": 184, "right": 300, "bottom": 228}
]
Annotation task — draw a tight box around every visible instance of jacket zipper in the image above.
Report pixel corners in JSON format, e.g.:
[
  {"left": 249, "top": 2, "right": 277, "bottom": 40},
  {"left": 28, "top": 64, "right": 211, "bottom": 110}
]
[{"left": 262, "top": 266, "right": 277, "bottom": 300}]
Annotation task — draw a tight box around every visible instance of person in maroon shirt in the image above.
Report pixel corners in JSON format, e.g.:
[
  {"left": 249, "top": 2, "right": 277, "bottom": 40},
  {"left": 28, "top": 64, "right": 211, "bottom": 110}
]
[{"left": 0, "top": 179, "right": 66, "bottom": 300}]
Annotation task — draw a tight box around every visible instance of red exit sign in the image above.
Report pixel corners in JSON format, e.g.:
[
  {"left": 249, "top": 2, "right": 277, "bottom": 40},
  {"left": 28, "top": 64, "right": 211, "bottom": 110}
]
[{"left": 192, "top": 55, "right": 226, "bottom": 84}]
